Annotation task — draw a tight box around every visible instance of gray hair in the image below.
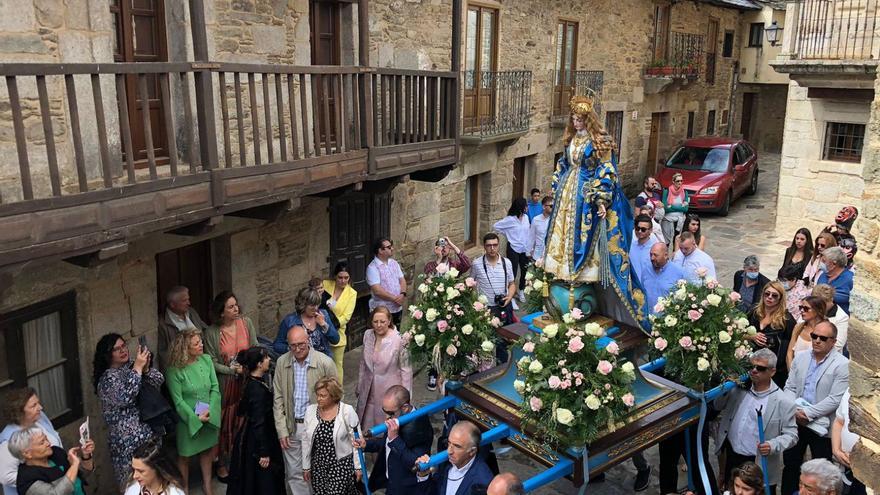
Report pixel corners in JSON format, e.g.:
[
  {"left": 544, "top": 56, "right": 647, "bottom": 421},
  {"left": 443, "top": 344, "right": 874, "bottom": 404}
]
[
  {"left": 7, "top": 427, "right": 43, "bottom": 461},
  {"left": 165, "top": 286, "right": 189, "bottom": 305},
  {"left": 451, "top": 421, "right": 481, "bottom": 451},
  {"left": 750, "top": 348, "right": 777, "bottom": 369},
  {"left": 823, "top": 246, "right": 847, "bottom": 268},
  {"left": 800, "top": 458, "right": 842, "bottom": 494},
  {"left": 743, "top": 255, "right": 760, "bottom": 269}
]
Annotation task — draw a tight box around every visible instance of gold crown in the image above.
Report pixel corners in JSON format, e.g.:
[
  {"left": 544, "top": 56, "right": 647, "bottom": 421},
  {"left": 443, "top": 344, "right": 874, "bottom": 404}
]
[{"left": 569, "top": 90, "right": 597, "bottom": 115}]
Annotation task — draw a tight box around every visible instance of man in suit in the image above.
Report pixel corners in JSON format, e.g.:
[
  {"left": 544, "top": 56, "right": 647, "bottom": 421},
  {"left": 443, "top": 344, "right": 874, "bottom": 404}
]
[
  {"left": 781, "top": 320, "right": 849, "bottom": 495},
  {"left": 157, "top": 285, "right": 207, "bottom": 370},
  {"left": 358, "top": 385, "right": 433, "bottom": 494},
  {"left": 273, "top": 325, "right": 337, "bottom": 495},
  {"left": 714, "top": 348, "right": 798, "bottom": 494},
  {"left": 416, "top": 421, "right": 493, "bottom": 495},
  {"left": 732, "top": 255, "right": 770, "bottom": 314}
]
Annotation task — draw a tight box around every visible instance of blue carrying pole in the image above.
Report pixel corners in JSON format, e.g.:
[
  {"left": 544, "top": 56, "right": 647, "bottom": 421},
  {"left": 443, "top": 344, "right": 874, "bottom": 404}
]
[
  {"left": 352, "top": 429, "right": 372, "bottom": 495},
  {"left": 755, "top": 405, "right": 772, "bottom": 495}
]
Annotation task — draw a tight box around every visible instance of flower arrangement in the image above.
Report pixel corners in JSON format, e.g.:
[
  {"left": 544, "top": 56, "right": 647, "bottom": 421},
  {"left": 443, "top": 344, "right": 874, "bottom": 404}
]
[
  {"left": 649, "top": 270, "right": 753, "bottom": 390},
  {"left": 515, "top": 310, "right": 638, "bottom": 446},
  {"left": 403, "top": 263, "right": 501, "bottom": 379},
  {"left": 522, "top": 259, "right": 548, "bottom": 313}
]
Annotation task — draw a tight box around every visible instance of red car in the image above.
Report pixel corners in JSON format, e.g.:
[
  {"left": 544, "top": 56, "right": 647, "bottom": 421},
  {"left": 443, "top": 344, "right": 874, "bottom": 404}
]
[{"left": 656, "top": 137, "right": 759, "bottom": 216}]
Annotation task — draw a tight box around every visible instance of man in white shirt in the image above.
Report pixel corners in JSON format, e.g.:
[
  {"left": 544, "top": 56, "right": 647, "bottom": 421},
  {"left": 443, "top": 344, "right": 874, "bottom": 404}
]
[
  {"left": 672, "top": 231, "right": 716, "bottom": 284},
  {"left": 416, "top": 421, "right": 493, "bottom": 495},
  {"left": 629, "top": 214, "right": 663, "bottom": 283},
  {"left": 527, "top": 196, "right": 553, "bottom": 261},
  {"left": 366, "top": 237, "right": 407, "bottom": 326}
]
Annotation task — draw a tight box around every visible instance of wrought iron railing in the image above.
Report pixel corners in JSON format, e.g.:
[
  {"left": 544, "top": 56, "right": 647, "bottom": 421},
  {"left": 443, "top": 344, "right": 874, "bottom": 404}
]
[
  {"left": 550, "top": 70, "right": 604, "bottom": 119},
  {"left": 646, "top": 32, "right": 705, "bottom": 79},
  {"left": 461, "top": 70, "right": 532, "bottom": 138},
  {"left": 793, "top": 0, "right": 880, "bottom": 60}
]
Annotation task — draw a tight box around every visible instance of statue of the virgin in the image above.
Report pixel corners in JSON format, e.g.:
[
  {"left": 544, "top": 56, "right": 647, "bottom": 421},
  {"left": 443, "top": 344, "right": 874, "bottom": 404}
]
[{"left": 542, "top": 94, "right": 649, "bottom": 333}]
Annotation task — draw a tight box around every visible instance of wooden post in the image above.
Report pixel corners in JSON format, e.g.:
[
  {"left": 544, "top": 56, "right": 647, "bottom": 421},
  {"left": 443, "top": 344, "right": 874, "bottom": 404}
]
[
  {"left": 189, "top": 0, "right": 219, "bottom": 175},
  {"left": 451, "top": 0, "right": 461, "bottom": 148},
  {"left": 359, "top": 0, "right": 370, "bottom": 66}
]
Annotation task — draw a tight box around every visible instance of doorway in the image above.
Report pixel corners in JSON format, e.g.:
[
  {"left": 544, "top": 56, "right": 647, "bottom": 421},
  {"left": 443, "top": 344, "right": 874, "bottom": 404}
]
[
  {"left": 740, "top": 93, "right": 756, "bottom": 141},
  {"left": 109, "top": 0, "right": 169, "bottom": 166},
  {"left": 512, "top": 157, "right": 526, "bottom": 202},
  {"left": 155, "top": 241, "right": 213, "bottom": 320},
  {"left": 647, "top": 112, "right": 670, "bottom": 176},
  {"left": 706, "top": 18, "right": 719, "bottom": 84},
  {"left": 310, "top": 0, "right": 341, "bottom": 148}
]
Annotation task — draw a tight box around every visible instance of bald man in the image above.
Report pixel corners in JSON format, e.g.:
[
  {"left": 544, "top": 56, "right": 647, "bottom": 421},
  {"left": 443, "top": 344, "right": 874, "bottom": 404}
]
[
  {"left": 417, "top": 421, "right": 493, "bottom": 495},
  {"left": 488, "top": 472, "right": 525, "bottom": 495},
  {"left": 641, "top": 242, "right": 686, "bottom": 312}
]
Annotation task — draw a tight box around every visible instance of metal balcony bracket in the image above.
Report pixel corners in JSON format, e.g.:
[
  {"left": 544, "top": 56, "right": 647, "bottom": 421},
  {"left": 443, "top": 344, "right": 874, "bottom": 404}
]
[{"left": 63, "top": 242, "right": 129, "bottom": 268}]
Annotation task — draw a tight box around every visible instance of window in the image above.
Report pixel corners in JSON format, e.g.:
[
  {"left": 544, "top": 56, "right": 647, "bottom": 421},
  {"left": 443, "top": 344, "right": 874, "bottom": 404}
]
[
  {"left": 722, "top": 31, "right": 734, "bottom": 57},
  {"left": 823, "top": 122, "right": 866, "bottom": 162},
  {"left": 463, "top": 5, "right": 499, "bottom": 129},
  {"left": 707, "top": 110, "right": 716, "bottom": 135},
  {"left": 605, "top": 111, "right": 624, "bottom": 156},
  {"left": 686, "top": 111, "right": 695, "bottom": 138},
  {"left": 464, "top": 174, "right": 482, "bottom": 245},
  {"left": 721, "top": 109, "right": 729, "bottom": 127},
  {"left": 653, "top": 4, "right": 671, "bottom": 61},
  {"left": 706, "top": 19, "right": 719, "bottom": 84},
  {"left": 0, "top": 292, "right": 81, "bottom": 427},
  {"left": 734, "top": 145, "right": 749, "bottom": 165},
  {"left": 748, "top": 23, "right": 764, "bottom": 47},
  {"left": 553, "top": 20, "right": 579, "bottom": 116}
]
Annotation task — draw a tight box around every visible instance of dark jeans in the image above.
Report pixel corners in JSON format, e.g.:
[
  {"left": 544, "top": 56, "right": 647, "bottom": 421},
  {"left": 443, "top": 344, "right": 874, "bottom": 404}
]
[
  {"left": 391, "top": 310, "right": 402, "bottom": 328},
  {"left": 782, "top": 425, "right": 833, "bottom": 495},
  {"left": 658, "top": 428, "right": 717, "bottom": 495},
  {"left": 506, "top": 244, "right": 530, "bottom": 291}
]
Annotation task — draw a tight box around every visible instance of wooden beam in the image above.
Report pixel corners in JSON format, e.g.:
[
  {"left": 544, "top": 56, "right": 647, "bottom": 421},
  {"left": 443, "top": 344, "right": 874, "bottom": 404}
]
[
  {"left": 63, "top": 243, "right": 129, "bottom": 268},
  {"left": 225, "top": 199, "right": 297, "bottom": 222},
  {"left": 166, "top": 215, "right": 224, "bottom": 236}
]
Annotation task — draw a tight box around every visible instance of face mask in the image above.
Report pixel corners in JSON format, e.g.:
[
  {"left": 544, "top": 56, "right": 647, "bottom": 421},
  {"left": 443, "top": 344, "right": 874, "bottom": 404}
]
[
  {"left": 818, "top": 262, "right": 828, "bottom": 273},
  {"left": 746, "top": 271, "right": 759, "bottom": 280},
  {"left": 781, "top": 281, "right": 792, "bottom": 290}
]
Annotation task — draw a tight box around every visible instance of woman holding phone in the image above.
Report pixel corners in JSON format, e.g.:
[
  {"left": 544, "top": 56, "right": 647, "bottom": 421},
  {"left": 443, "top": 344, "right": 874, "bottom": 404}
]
[{"left": 166, "top": 328, "right": 221, "bottom": 495}]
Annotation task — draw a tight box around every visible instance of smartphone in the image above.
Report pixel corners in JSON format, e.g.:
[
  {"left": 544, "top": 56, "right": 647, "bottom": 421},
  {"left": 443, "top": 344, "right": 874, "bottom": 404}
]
[
  {"left": 194, "top": 401, "right": 210, "bottom": 416},
  {"left": 138, "top": 335, "right": 148, "bottom": 350}
]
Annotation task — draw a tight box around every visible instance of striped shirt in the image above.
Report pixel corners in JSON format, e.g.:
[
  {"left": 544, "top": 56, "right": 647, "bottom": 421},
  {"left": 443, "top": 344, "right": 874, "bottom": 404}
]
[
  {"left": 470, "top": 255, "right": 514, "bottom": 306},
  {"left": 292, "top": 354, "right": 311, "bottom": 419}
]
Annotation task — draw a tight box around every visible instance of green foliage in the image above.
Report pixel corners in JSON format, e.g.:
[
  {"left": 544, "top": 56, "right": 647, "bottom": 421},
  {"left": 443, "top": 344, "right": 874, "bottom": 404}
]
[{"left": 522, "top": 261, "right": 548, "bottom": 314}]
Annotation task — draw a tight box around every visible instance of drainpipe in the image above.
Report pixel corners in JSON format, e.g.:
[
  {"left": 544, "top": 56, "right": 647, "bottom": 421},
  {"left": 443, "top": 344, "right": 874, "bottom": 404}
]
[{"left": 727, "top": 60, "right": 739, "bottom": 136}]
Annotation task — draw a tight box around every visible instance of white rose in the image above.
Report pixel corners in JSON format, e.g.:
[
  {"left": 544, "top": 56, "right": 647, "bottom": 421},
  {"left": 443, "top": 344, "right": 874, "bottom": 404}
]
[
  {"left": 584, "top": 394, "right": 601, "bottom": 410},
  {"left": 584, "top": 322, "right": 604, "bottom": 337},
  {"left": 621, "top": 362, "right": 635, "bottom": 374},
  {"left": 697, "top": 357, "right": 710, "bottom": 371},
  {"left": 518, "top": 356, "right": 531, "bottom": 368},
  {"left": 461, "top": 324, "right": 474, "bottom": 335},
  {"left": 425, "top": 308, "right": 438, "bottom": 322},
  {"left": 562, "top": 313, "right": 573, "bottom": 324},
  {"left": 447, "top": 267, "right": 460, "bottom": 278},
  {"left": 418, "top": 284, "right": 429, "bottom": 294},
  {"left": 746, "top": 325, "right": 757, "bottom": 335},
  {"left": 664, "top": 315, "right": 678, "bottom": 327},
  {"left": 706, "top": 294, "right": 722, "bottom": 306},
  {"left": 481, "top": 341, "right": 495, "bottom": 352},
  {"left": 736, "top": 317, "right": 750, "bottom": 329},
  {"left": 718, "top": 331, "right": 732, "bottom": 343},
  {"left": 532, "top": 280, "right": 544, "bottom": 290},
  {"left": 413, "top": 334, "right": 426, "bottom": 346},
  {"left": 478, "top": 294, "right": 489, "bottom": 304},
  {"left": 513, "top": 380, "right": 526, "bottom": 393},
  {"left": 528, "top": 360, "right": 544, "bottom": 373},
  {"left": 543, "top": 324, "right": 559, "bottom": 338},
  {"left": 674, "top": 288, "right": 687, "bottom": 300},
  {"left": 556, "top": 408, "right": 574, "bottom": 425}
]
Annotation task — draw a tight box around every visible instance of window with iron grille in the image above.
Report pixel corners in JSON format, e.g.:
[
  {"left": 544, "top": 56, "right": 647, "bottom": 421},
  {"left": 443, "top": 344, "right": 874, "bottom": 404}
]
[
  {"left": 707, "top": 110, "right": 716, "bottom": 135},
  {"left": 0, "top": 292, "right": 82, "bottom": 427},
  {"left": 605, "top": 111, "right": 624, "bottom": 158},
  {"left": 748, "top": 23, "right": 764, "bottom": 47},
  {"left": 687, "top": 112, "right": 695, "bottom": 138},
  {"left": 823, "top": 122, "right": 865, "bottom": 162}
]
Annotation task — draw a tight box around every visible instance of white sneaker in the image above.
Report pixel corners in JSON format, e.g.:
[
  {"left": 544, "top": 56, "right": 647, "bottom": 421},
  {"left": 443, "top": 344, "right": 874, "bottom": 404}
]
[{"left": 518, "top": 290, "right": 526, "bottom": 303}]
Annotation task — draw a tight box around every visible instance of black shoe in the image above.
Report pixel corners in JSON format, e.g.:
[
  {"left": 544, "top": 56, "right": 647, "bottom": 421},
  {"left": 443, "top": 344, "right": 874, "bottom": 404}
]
[
  {"left": 634, "top": 466, "right": 651, "bottom": 492},
  {"left": 427, "top": 370, "right": 438, "bottom": 391},
  {"left": 588, "top": 472, "right": 605, "bottom": 484}
]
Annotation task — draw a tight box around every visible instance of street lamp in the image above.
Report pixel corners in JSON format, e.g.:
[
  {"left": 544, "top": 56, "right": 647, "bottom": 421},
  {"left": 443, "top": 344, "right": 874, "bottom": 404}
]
[{"left": 764, "top": 20, "right": 782, "bottom": 47}]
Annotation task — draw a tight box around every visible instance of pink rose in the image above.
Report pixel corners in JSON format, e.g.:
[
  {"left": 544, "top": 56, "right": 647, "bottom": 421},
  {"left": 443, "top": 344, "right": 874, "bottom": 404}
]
[
  {"left": 605, "top": 342, "right": 620, "bottom": 355},
  {"left": 688, "top": 309, "right": 702, "bottom": 321},
  {"left": 473, "top": 301, "right": 485, "bottom": 311},
  {"left": 465, "top": 277, "right": 477, "bottom": 287},
  {"left": 597, "top": 360, "right": 614, "bottom": 375},
  {"left": 561, "top": 379, "right": 572, "bottom": 389},
  {"left": 706, "top": 279, "right": 719, "bottom": 289},
  {"left": 437, "top": 320, "right": 448, "bottom": 332},
  {"left": 491, "top": 317, "right": 502, "bottom": 328},
  {"left": 445, "top": 344, "right": 457, "bottom": 356},
  {"left": 455, "top": 283, "right": 466, "bottom": 291},
  {"left": 568, "top": 336, "right": 585, "bottom": 353},
  {"left": 695, "top": 267, "right": 709, "bottom": 278},
  {"left": 575, "top": 378, "right": 583, "bottom": 386},
  {"left": 413, "top": 310, "right": 423, "bottom": 320},
  {"left": 570, "top": 307, "right": 584, "bottom": 320},
  {"left": 435, "top": 263, "right": 449, "bottom": 274},
  {"left": 653, "top": 301, "right": 665, "bottom": 313},
  {"left": 679, "top": 336, "right": 693, "bottom": 349},
  {"left": 523, "top": 342, "right": 536, "bottom": 353},
  {"left": 654, "top": 337, "right": 668, "bottom": 351},
  {"left": 729, "top": 291, "right": 742, "bottom": 303},
  {"left": 529, "top": 396, "right": 543, "bottom": 412},
  {"left": 735, "top": 346, "right": 750, "bottom": 359},
  {"left": 548, "top": 376, "right": 562, "bottom": 389},
  {"left": 604, "top": 383, "right": 612, "bottom": 390},
  {"left": 622, "top": 393, "right": 636, "bottom": 407}
]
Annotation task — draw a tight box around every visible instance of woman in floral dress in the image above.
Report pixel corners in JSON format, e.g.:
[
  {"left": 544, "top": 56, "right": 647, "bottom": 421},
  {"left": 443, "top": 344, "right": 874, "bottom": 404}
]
[{"left": 93, "top": 333, "right": 165, "bottom": 489}]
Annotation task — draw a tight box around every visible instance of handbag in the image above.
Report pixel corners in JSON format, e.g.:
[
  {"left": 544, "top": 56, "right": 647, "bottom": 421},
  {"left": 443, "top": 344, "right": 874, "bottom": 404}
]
[{"left": 136, "top": 371, "right": 178, "bottom": 436}]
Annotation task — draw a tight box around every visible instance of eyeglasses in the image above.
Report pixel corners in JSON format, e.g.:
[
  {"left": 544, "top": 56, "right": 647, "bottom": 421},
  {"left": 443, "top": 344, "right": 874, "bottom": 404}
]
[
  {"left": 635, "top": 226, "right": 651, "bottom": 233},
  {"left": 809, "top": 333, "right": 833, "bottom": 342},
  {"left": 288, "top": 342, "right": 309, "bottom": 350},
  {"left": 751, "top": 364, "right": 770, "bottom": 372},
  {"left": 798, "top": 305, "right": 812, "bottom": 313},
  {"left": 763, "top": 291, "right": 781, "bottom": 300},
  {"left": 673, "top": 179, "right": 683, "bottom": 183},
  {"left": 484, "top": 243, "right": 499, "bottom": 248},
  {"left": 817, "top": 243, "right": 827, "bottom": 248},
  {"left": 381, "top": 244, "right": 393, "bottom": 250},
  {"left": 112, "top": 344, "right": 127, "bottom": 353},
  {"left": 383, "top": 408, "right": 399, "bottom": 418}
]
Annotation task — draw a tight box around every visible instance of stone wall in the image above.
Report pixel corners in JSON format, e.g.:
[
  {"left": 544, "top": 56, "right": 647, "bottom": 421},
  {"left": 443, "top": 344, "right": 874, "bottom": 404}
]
[
  {"left": 735, "top": 82, "right": 787, "bottom": 152},
  {"left": 205, "top": 0, "right": 311, "bottom": 65}
]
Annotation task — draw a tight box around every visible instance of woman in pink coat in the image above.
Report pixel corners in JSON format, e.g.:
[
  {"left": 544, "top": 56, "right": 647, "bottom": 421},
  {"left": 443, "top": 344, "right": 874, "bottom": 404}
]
[{"left": 356, "top": 306, "right": 413, "bottom": 430}]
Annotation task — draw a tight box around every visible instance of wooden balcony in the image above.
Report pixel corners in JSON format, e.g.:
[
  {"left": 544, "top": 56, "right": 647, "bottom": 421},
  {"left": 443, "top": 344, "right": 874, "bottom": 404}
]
[
  {"left": 0, "top": 62, "right": 458, "bottom": 268},
  {"left": 460, "top": 70, "right": 532, "bottom": 145}
]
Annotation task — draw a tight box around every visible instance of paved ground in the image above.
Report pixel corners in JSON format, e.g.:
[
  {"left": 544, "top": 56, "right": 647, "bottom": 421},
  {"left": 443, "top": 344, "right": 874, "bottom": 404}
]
[{"left": 196, "top": 153, "right": 786, "bottom": 495}]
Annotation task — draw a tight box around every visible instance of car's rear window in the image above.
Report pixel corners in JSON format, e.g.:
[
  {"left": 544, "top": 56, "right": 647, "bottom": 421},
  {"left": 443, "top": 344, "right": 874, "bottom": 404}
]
[{"left": 666, "top": 146, "right": 729, "bottom": 173}]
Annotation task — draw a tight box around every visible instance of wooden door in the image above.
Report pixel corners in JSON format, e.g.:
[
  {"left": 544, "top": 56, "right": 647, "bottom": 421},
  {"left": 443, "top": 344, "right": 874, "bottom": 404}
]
[
  {"left": 552, "top": 20, "right": 578, "bottom": 116},
  {"left": 310, "top": 0, "right": 341, "bottom": 147},
  {"left": 647, "top": 113, "right": 662, "bottom": 176},
  {"left": 512, "top": 157, "right": 525, "bottom": 202},
  {"left": 740, "top": 93, "right": 755, "bottom": 141},
  {"left": 706, "top": 19, "right": 719, "bottom": 84},
  {"left": 463, "top": 6, "right": 498, "bottom": 130},
  {"left": 110, "top": 0, "right": 169, "bottom": 167},
  {"left": 156, "top": 241, "right": 213, "bottom": 322}
]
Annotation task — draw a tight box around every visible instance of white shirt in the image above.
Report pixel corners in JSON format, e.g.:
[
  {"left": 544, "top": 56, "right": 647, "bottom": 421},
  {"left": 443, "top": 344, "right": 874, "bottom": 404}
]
[
  {"left": 836, "top": 390, "right": 859, "bottom": 453},
  {"left": 366, "top": 257, "right": 405, "bottom": 312},
  {"left": 166, "top": 308, "right": 194, "bottom": 331},
  {"left": 672, "top": 248, "right": 717, "bottom": 284},
  {"left": 493, "top": 215, "right": 531, "bottom": 254},
  {"left": 470, "top": 255, "right": 514, "bottom": 306},
  {"left": 528, "top": 214, "right": 550, "bottom": 260},
  {"left": 446, "top": 456, "right": 475, "bottom": 495},
  {"left": 729, "top": 386, "right": 772, "bottom": 456}
]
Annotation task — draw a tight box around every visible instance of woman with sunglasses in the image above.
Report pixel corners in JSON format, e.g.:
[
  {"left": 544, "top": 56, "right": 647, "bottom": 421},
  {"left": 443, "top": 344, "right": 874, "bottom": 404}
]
[
  {"left": 803, "top": 232, "right": 836, "bottom": 287},
  {"left": 782, "top": 228, "right": 813, "bottom": 281},
  {"left": 662, "top": 173, "right": 690, "bottom": 245},
  {"left": 673, "top": 214, "right": 706, "bottom": 252},
  {"left": 747, "top": 281, "right": 795, "bottom": 387},
  {"left": 785, "top": 296, "right": 827, "bottom": 369}
]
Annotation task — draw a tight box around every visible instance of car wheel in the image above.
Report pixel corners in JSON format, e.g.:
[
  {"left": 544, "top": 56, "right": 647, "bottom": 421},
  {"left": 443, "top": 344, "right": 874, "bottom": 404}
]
[
  {"left": 718, "top": 191, "right": 731, "bottom": 216},
  {"left": 747, "top": 169, "right": 758, "bottom": 196}
]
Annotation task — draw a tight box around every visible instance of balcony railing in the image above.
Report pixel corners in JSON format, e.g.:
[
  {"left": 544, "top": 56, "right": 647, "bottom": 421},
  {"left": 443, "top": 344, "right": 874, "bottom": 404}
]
[
  {"left": 461, "top": 70, "right": 532, "bottom": 139},
  {"left": 550, "top": 70, "right": 604, "bottom": 119},
  {"left": 793, "top": 0, "right": 880, "bottom": 60},
  {"left": 646, "top": 32, "right": 705, "bottom": 79}
]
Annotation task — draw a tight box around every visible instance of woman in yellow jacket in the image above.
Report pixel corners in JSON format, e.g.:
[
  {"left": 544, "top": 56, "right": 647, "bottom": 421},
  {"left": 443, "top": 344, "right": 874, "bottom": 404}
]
[{"left": 323, "top": 261, "right": 358, "bottom": 383}]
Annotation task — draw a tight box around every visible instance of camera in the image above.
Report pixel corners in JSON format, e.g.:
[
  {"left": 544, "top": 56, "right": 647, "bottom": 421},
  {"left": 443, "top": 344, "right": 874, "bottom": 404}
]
[
  {"left": 437, "top": 238, "right": 447, "bottom": 247},
  {"left": 494, "top": 294, "right": 507, "bottom": 306}
]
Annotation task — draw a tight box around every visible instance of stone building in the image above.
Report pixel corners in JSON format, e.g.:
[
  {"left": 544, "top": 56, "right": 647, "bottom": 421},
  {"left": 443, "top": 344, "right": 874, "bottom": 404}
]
[{"left": 772, "top": 0, "right": 880, "bottom": 489}]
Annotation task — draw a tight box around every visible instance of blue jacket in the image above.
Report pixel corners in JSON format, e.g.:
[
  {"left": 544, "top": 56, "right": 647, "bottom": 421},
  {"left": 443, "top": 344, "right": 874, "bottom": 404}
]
[
  {"left": 272, "top": 309, "right": 339, "bottom": 358},
  {"left": 426, "top": 458, "right": 493, "bottom": 495},
  {"left": 817, "top": 268, "right": 853, "bottom": 313},
  {"left": 365, "top": 414, "right": 434, "bottom": 494}
]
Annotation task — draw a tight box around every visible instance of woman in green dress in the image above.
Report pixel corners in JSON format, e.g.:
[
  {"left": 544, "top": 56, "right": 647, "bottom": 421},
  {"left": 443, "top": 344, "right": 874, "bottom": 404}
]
[{"left": 166, "top": 328, "right": 221, "bottom": 495}]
